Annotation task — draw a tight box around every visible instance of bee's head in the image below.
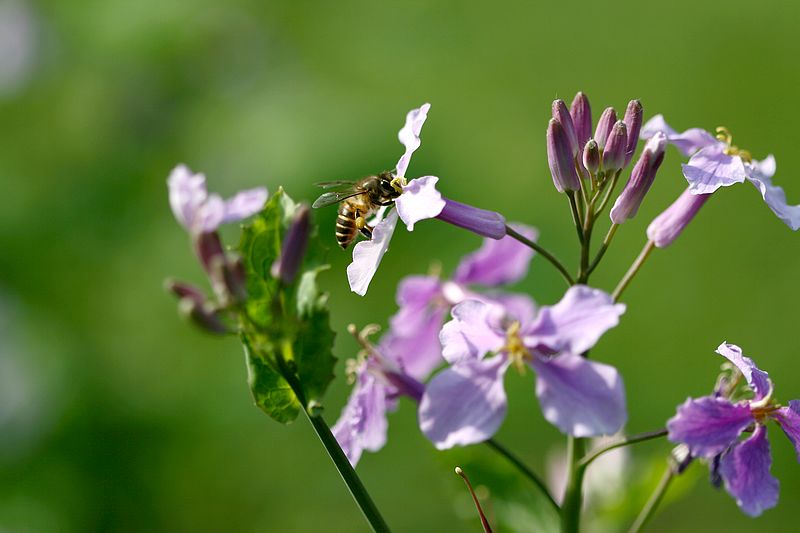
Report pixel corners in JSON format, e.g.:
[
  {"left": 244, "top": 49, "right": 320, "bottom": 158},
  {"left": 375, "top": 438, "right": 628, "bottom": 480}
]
[{"left": 378, "top": 171, "right": 401, "bottom": 199}]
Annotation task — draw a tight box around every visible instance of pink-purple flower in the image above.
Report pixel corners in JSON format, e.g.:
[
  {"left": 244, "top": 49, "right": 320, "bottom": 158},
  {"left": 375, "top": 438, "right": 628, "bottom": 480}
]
[
  {"left": 418, "top": 286, "right": 627, "bottom": 449},
  {"left": 641, "top": 116, "right": 800, "bottom": 231},
  {"left": 167, "top": 164, "right": 268, "bottom": 235},
  {"left": 667, "top": 343, "right": 800, "bottom": 517}
]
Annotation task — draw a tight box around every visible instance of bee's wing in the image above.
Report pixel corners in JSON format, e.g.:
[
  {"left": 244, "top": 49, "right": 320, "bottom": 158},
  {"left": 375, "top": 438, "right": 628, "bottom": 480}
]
[
  {"left": 312, "top": 189, "right": 365, "bottom": 209},
  {"left": 315, "top": 180, "right": 357, "bottom": 189}
]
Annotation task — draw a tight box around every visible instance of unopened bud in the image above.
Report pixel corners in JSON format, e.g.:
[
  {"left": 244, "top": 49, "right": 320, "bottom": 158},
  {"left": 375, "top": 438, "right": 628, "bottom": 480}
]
[
  {"left": 552, "top": 99, "right": 579, "bottom": 155},
  {"left": 271, "top": 205, "right": 311, "bottom": 284},
  {"left": 194, "top": 231, "right": 225, "bottom": 274},
  {"left": 164, "top": 279, "right": 206, "bottom": 304},
  {"left": 178, "top": 297, "right": 229, "bottom": 334},
  {"left": 546, "top": 118, "right": 581, "bottom": 193},
  {"left": 602, "top": 121, "right": 627, "bottom": 172},
  {"left": 594, "top": 107, "right": 617, "bottom": 150},
  {"left": 647, "top": 188, "right": 712, "bottom": 248},
  {"left": 582, "top": 139, "right": 600, "bottom": 175},
  {"left": 622, "top": 99, "right": 643, "bottom": 166},
  {"left": 436, "top": 198, "right": 506, "bottom": 239},
  {"left": 570, "top": 92, "right": 592, "bottom": 148},
  {"left": 610, "top": 132, "right": 667, "bottom": 223}
]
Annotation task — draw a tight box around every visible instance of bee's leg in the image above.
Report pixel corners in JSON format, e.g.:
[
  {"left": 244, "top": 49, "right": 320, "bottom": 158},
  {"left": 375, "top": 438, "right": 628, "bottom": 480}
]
[
  {"left": 355, "top": 212, "right": 373, "bottom": 240},
  {"left": 378, "top": 200, "right": 395, "bottom": 206}
]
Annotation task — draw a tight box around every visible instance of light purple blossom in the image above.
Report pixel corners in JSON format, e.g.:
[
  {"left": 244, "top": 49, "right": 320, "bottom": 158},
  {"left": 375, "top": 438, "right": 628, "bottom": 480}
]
[
  {"left": 641, "top": 115, "right": 800, "bottom": 231},
  {"left": 667, "top": 342, "right": 800, "bottom": 517},
  {"left": 346, "top": 104, "right": 447, "bottom": 296},
  {"left": 167, "top": 164, "right": 268, "bottom": 235},
  {"left": 419, "top": 286, "right": 627, "bottom": 449}
]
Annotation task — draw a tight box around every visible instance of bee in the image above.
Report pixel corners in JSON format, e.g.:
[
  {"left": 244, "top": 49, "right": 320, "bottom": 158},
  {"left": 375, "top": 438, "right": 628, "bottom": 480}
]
[{"left": 312, "top": 171, "right": 401, "bottom": 249}]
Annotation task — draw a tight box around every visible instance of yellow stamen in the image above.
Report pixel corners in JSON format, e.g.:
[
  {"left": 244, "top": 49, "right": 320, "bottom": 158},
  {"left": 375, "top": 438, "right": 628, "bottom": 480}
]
[
  {"left": 390, "top": 175, "right": 407, "bottom": 193},
  {"left": 715, "top": 126, "right": 752, "bottom": 162},
  {"left": 504, "top": 321, "right": 531, "bottom": 375}
]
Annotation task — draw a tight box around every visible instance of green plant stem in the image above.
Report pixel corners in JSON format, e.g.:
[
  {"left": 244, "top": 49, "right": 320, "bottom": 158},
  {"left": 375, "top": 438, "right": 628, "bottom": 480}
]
[
  {"left": 566, "top": 192, "right": 585, "bottom": 245},
  {"left": 594, "top": 170, "right": 621, "bottom": 216},
  {"left": 628, "top": 465, "right": 675, "bottom": 533},
  {"left": 612, "top": 240, "right": 655, "bottom": 301},
  {"left": 578, "top": 429, "right": 668, "bottom": 469},
  {"left": 304, "top": 410, "right": 390, "bottom": 532},
  {"left": 505, "top": 225, "right": 575, "bottom": 286},
  {"left": 561, "top": 436, "right": 586, "bottom": 533},
  {"left": 485, "top": 439, "right": 559, "bottom": 513},
  {"left": 586, "top": 223, "right": 618, "bottom": 276}
]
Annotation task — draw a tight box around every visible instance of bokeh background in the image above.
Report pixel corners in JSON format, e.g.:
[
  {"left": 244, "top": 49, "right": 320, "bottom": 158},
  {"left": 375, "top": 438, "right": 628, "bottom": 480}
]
[{"left": 1, "top": 0, "right": 799, "bottom": 531}]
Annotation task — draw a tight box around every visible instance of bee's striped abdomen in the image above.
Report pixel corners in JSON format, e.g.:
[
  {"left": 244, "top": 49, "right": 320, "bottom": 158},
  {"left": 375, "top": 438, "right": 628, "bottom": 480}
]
[{"left": 336, "top": 202, "right": 358, "bottom": 249}]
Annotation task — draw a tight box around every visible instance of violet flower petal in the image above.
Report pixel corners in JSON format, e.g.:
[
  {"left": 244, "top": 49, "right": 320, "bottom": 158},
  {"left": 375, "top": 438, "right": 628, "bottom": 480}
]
[
  {"left": 719, "top": 425, "right": 779, "bottom": 517},
  {"left": 435, "top": 198, "right": 507, "bottom": 239},
  {"left": 646, "top": 187, "right": 712, "bottom": 248},
  {"left": 682, "top": 145, "right": 747, "bottom": 194},
  {"left": 390, "top": 275, "right": 442, "bottom": 338},
  {"left": 666, "top": 396, "right": 754, "bottom": 458},
  {"left": 640, "top": 114, "right": 717, "bottom": 156},
  {"left": 532, "top": 353, "right": 627, "bottom": 437},
  {"left": 526, "top": 285, "right": 625, "bottom": 355},
  {"left": 396, "top": 103, "right": 431, "bottom": 178},
  {"left": 715, "top": 342, "right": 772, "bottom": 401},
  {"left": 453, "top": 223, "right": 538, "bottom": 286},
  {"left": 395, "top": 176, "right": 446, "bottom": 230},
  {"left": 440, "top": 299, "right": 506, "bottom": 364},
  {"left": 484, "top": 292, "right": 538, "bottom": 330},
  {"left": 418, "top": 355, "right": 510, "bottom": 449},
  {"left": 168, "top": 164, "right": 208, "bottom": 229},
  {"left": 332, "top": 371, "right": 393, "bottom": 467},
  {"left": 347, "top": 209, "right": 399, "bottom": 296},
  {"left": 744, "top": 155, "right": 800, "bottom": 231},
  {"left": 221, "top": 187, "right": 268, "bottom": 223},
  {"left": 775, "top": 400, "right": 800, "bottom": 462}
]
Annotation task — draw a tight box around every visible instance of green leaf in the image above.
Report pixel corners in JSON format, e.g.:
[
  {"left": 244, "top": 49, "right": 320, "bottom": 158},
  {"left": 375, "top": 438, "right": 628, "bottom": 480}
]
[{"left": 244, "top": 340, "right": 301, "bottom": 424}]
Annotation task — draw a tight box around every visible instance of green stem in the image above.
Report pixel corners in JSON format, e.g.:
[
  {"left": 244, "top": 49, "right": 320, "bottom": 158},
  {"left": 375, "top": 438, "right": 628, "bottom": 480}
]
[
  {"left": 485, "top": 438, "right": 559, "bottom": 513},
  {"left": 594, "top": 170, "right": 621, "bottom": 217},
  {"left": 578, "top": 429, "right": 668, "bottom": 469},
  {"left": 561, "top": 436, "right": 586, "bottom": 533},
  {"left": 586, "top": 223, "right": 618, "bottom": 276},
  {"left": 505, "top": 225, "right": 575, "bottom": 286},
  {"left": 304, "top": 410, "right": 391, "bottom": 532},
  {"left": 628, "top": 465, "right": 674, "bottom": 533},
  {"left": 612, "top": 240, "right": 655, "bottom": 301},
  {"left": 566, "top": 192, "right": 585, "bottom": 245}
]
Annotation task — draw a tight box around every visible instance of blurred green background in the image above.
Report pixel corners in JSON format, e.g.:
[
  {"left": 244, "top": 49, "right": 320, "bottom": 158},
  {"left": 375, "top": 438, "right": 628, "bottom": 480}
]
[{"left": 1, "top": 0, "right": 799, "bottom": 531}]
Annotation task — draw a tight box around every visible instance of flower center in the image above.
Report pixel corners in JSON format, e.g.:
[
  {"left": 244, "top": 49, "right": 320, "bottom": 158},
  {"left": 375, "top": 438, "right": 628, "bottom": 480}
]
[
  {"left": 504, "top": 321, "right": 531, "bottom": 375},
  {"left": 715, "top": 127, "right": 752, "bottom": 162},
  {"left": 390, "top": 175, "right": 407, "bottom": 194}
]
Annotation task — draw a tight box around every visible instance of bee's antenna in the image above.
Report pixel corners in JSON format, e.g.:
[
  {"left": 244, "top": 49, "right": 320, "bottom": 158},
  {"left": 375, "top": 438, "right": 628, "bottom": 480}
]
[{"left": 454, "top": 467, "right": 493, "bottom": 533}]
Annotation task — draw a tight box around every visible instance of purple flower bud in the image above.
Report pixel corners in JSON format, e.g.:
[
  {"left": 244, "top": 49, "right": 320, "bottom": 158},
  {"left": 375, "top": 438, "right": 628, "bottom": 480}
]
[
  {"left": 570, "top": 92, "right": 592, "bottom": 148},
  {"left": 271, "top": 205, "right": 311, "bottom": 284},
  {"left": 582, "top": 139, "right": 600, "bottom": 175},
  {"left": 435, "top": 198, "right": 506, "bottom": 239},
  {"left": 647, "top": 188, "right": 712, "bottom": 248},
  {"left": 194, "top": 231, "right": 225, "bottom": 274},
  {"left": 178, "top": 297, "right": 229, "bottom": 334},
  {"left": 610, "top": 132, "right": 667, "bottom": 224},
  {"left": 622, "top": 100, "right": 643, "bottom": 166},
  {"left": 602, "top": 121, "right": 628, "bottom": 172},
  {"left": 552, "top": 99, "right": 579, "bottom": 155},
  {"left": 594, "top": 107, "right": 617, "bottom": 150},
  {"left": 546, "top": 118, "right": 581, "bottom": 193},
  {"left": 164, "top": 279, "right": 206, "bottom": 304}
]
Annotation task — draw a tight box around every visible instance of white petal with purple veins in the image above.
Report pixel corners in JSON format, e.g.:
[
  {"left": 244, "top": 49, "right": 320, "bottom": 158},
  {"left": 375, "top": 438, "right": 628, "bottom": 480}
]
[
  {"left": 418, "top": 356, "right": 510, "bottom": 449},
  {"left": 396, "top": 103, "right": 431, "bottom": 177},
  {"left": 395, "top": 176, "right": 446, "bottom": 230},
  {"left": 347, "top": 210, "right": 399, "bottom": 296},
  {"left": 682, "top": 145, "right": 747, "bottom": 194}
]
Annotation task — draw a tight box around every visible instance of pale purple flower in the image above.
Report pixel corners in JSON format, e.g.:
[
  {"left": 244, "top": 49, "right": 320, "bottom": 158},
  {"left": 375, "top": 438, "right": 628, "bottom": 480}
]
[
  {"left": 642, "top": 116, "right": 800, "bottom": 231},
  {"left": 167, "top": 164, "right": 268, "bottom": 235},
  {"left": 419, "top": 286, "right": 627, "bottom": 449},
  {"left": 667, "top": 342, "right": 800, "bottom": 517}
]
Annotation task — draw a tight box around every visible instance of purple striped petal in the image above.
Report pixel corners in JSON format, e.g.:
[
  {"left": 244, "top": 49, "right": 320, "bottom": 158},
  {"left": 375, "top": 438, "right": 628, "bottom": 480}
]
[
  {"left": 667, "top": 396, "right": 753, "bottom": 458},
  {"left": 775, "top": 400, "right": 800, "bottom": 462},
  {"left": 418, "top": 355, "right": 510, "bottom": 449},
  {"left": 525, "top": 285, "right": 625, "bottom": 355},
  {"left": 347, "top": 210, "right": 399, "bottom": 296},
  {"left": 682, "top": 145, "right": 747, "bottom": 194},
  {"left": 395, "top": 176, "right": 446, "bottom": 230},
  {"left": 745, "top": 156, "right": 800, "bottom": 231},
  {"left": 396, "top": 103, "right": 430, "bottom": 177},
  {"left": 715, "top": 343, "right": 772, "bottom": 401},
  {"left": 453, "top": 223, "right": 538, "bottom": 286},
  {"left": 719, "top": 425, "right": 779, "bottom": 517},
  {"left": 532, "top": 353, "right": 627, "bottom": 436}
]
